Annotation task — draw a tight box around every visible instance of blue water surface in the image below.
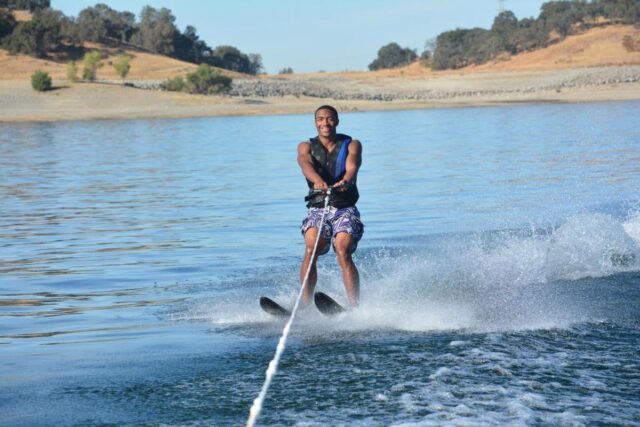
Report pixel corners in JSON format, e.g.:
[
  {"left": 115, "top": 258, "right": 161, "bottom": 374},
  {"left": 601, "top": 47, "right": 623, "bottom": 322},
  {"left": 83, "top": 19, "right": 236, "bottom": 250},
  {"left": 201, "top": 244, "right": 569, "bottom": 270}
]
[{"left": 1, "top": 101, "right": 639, "bottom": 426}]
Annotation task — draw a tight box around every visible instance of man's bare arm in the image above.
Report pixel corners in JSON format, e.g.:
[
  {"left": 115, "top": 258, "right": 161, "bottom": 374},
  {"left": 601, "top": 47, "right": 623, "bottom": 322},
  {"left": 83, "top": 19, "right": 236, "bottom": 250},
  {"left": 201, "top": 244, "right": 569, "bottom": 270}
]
[{"left": 297, "top": 141, "right": 327, "bottom": 189}]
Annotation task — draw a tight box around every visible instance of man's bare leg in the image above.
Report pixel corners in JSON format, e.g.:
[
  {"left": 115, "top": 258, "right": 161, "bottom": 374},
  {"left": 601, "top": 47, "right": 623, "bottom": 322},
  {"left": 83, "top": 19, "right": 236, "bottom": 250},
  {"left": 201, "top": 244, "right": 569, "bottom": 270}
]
[
  {"left": 300, "top": 227, "right": 328, "bottom": 305},
  {"left": 333, "top": 232, "right": 360, "bottom": 307}
]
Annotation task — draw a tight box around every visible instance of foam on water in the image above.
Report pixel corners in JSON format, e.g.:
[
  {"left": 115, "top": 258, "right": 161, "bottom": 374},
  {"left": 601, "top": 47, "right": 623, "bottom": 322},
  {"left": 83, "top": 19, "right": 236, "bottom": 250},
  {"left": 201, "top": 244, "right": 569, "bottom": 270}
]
[
  {"left": 178, "top": 212, "right": 640, "bottom": 334},
  {"left": 623, "top": 211, "right": 640, "bottom": 245}
]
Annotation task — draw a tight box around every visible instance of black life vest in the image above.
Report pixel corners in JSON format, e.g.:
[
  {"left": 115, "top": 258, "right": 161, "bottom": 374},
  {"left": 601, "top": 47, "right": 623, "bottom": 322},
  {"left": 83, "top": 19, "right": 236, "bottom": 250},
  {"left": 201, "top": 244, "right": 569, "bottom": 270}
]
[{"left": 305, "top": 134, "right": 359, "bottom": 208}]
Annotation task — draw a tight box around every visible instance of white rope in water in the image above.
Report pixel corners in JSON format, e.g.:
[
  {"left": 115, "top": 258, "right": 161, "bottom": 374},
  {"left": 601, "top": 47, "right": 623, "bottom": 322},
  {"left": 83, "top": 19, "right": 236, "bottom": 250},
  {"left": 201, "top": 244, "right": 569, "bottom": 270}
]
[{"left": 247, "top": 189, "right": 331, "bottom": 427}]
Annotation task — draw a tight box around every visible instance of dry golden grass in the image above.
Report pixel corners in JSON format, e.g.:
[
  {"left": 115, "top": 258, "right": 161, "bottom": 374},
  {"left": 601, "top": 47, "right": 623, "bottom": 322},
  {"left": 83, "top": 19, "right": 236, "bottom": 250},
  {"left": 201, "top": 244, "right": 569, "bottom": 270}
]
[
  {"left": 12, "top": 10, "right": 32, "bottom": 22},
  {"left": 287, "top": 25, "right": 640, "bottom": 79},
  {"left": 469, "top": 25, "right": 640, "bottom": 72},
  {"left": 2, "top": 24, "right": 639, "bottom": 82},
  {"left": 2, "top": 22, "right": 640, "bottom": 123},
  {"left": 0, "top": 42, "right": 244, "bottom": 81}
]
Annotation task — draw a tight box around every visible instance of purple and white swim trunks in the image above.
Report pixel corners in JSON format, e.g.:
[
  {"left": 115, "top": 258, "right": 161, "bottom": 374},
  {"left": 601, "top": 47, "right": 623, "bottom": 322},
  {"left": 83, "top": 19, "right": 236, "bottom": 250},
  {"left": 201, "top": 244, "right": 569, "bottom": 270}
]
[{"left": 301, "top": 206, "right": 364, "bottom": 254}]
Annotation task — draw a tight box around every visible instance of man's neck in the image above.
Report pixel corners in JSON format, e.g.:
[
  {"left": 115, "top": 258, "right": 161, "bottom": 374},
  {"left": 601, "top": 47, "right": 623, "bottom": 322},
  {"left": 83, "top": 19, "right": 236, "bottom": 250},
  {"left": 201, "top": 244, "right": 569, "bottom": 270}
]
[{"left": 317, "top": 134, "right": 337, "bottom": 148}]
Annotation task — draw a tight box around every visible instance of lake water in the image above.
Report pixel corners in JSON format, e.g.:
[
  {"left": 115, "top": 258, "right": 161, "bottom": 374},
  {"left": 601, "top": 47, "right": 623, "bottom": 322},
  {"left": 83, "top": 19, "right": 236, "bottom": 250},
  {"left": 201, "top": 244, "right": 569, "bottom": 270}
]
[{"left": 1, "top": 101, "right": 640, "bottom": 426}]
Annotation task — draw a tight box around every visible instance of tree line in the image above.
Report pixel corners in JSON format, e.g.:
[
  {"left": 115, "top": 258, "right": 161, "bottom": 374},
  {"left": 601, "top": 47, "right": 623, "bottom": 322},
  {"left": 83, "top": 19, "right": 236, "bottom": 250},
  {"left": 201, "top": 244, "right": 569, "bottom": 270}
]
[
  {"left": 0, "top": 0, "right": 49, "bottom": 12},
  {"left": 0, "top": 2, "right": 263, "bottom": 75},
  {"left": 370, "top": 0, "right": 640, "bottom": 71}
]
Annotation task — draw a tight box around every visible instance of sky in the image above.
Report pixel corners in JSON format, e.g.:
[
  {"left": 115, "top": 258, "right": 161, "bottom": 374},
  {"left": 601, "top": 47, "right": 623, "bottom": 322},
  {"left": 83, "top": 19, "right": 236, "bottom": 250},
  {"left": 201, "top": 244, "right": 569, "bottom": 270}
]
[{"left": 52, "top": 0, "right": 548, "bottom": 74}]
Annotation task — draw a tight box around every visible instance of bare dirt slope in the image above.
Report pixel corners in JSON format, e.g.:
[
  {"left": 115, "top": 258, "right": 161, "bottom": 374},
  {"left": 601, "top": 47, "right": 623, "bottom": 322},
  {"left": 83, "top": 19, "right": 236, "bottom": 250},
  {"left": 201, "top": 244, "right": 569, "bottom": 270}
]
[
  {"left": 290, "top": 25, "right": 640, "bottom": 79},
  {"left": 2, "top": 25, "right": 639, "bottom": 82},
  {"left": 1, "top": 10, "right": 240, "bottom": 81},
  {"left": 0, "top": 43, "right": 242, "bottom": 81},
  {"left": 470, "top": 25, "right": 640, "bottom": 72},
  {"left": 1, "top": 25, "right": 639, "bottom": 122}
]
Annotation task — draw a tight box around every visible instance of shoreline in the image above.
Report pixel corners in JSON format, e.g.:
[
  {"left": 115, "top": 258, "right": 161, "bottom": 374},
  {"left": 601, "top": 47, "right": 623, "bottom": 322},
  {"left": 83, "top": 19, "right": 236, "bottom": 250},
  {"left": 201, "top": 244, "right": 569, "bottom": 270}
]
[{"left": 1, "top": 66, "right": 640, "bottom": 123}]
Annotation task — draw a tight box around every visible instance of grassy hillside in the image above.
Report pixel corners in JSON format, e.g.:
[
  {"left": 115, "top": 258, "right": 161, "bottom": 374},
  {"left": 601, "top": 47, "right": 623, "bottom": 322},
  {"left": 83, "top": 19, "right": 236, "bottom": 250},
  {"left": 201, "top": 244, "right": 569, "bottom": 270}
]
[
  {"left": 0, "top": 10, "right": 248, "bottom": 81},
  {"left": 290, "top": 25, "right": 640, "bottom": 79},
  {"left": 469, "top": 25, "right": 640, "bottom": 72},
  {"left": 1, "top": 24, "right": 639, "bottom": 81},
  {"left": 0, "top": 42, "right": 246, "bottom": 81}
]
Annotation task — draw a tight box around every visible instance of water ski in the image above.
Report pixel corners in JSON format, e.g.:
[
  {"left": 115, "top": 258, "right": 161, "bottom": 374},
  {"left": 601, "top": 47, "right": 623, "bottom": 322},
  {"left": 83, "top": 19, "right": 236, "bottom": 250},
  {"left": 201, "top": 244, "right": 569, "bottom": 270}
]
[
  {"left": 314, "top": 292, "right": 345, "bottom": 316},
  {"left": 260, "top": 297, "right": 291, "bottom": 318}
]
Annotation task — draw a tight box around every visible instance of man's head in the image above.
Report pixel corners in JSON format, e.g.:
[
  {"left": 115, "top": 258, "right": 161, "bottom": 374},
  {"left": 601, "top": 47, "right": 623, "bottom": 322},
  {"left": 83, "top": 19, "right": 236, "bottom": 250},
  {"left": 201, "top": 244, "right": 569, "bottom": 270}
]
[{"left": 315, "top": 105, "right": 339, "bottom": 139}]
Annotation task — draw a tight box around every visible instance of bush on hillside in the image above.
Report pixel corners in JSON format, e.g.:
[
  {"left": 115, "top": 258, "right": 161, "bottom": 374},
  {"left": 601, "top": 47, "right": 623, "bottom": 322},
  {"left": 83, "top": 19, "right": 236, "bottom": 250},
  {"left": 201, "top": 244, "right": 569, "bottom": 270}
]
[
  {"left": 66, "top": 60, "right": 77, "bottom": 82},
  {"left": 31, "top": 70, "right": 51, "bottom": 91},
  {"left": 113, "top": 53, "right": 131, "bottom": 79},
  {"left": 185, "top": 64, "right": 232, "bottom": 95},
  {"left": 161, "top": 75, "right": 186, "bottom": 92},
  {"left": 82, "top": 50, "right": 103, "bottom": 81}
]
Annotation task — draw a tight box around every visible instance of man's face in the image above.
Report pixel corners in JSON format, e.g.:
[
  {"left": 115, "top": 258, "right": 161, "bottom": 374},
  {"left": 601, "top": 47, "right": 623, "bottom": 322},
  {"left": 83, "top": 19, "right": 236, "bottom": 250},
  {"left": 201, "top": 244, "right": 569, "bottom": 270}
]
[{"left": 315, "top": 109, "right": 338, "bottom": 138}]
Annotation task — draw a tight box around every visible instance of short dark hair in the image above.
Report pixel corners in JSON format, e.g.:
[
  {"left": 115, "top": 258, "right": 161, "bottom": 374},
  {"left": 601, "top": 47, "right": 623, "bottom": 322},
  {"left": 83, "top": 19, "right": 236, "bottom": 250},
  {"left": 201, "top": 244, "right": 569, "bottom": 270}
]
[{"left": 315, "top": 105, "right": 338, "bottom": 120}]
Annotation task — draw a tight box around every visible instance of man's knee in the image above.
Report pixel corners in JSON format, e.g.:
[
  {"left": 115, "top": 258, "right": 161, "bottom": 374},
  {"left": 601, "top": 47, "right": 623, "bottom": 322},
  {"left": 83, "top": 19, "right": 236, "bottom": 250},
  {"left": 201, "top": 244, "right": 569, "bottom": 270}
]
[
  {"left": 333, "top": 235, "right": 355, "bottom": 261},
  {"left": 305, "top": 240, "right": 329, "bottom": 256}
]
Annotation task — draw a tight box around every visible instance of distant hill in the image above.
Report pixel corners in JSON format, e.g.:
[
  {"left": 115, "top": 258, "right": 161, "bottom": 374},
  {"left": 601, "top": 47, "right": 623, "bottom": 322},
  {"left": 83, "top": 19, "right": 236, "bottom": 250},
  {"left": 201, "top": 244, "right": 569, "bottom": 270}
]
[
  {"left": 0, "top": 7, "right": 258, "bottom": 80},
  {"left": 0, "top": 42, "right": 246, "bottom": 81},
  {"left": 2, "top": 17, "right": 639, "bottom": 81},
  {"left": 346, "top": 25, "right": 640, "bottom": 78},
  {"left": 468, "top": 25, "right": 640, "bottom": 72}
]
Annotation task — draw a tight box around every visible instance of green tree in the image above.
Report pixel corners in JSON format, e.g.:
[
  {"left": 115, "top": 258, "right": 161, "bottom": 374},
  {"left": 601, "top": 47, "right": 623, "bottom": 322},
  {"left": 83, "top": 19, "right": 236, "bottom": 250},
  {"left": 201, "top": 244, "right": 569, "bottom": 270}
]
[
  {"left": 603, "top": 0, "right": 640, "bottom": 24},
  {"left": 113, "top": 53, "right": 131, "bottom": 80},
  {"left": 185, "top": 64, "right": 232, "bottom": 94},
  {"left": 417, "top": 0, "right": 640, "bottom": 71},
  {"left": 76, "top": 5, "right": 108, "bottom": 42},
  {"left": 66, "top": 60, "right": 78, "bottom": 82},
  {"left": 368, "top": 42, "right": 417, "bottom": 70},
  {"left": 173, "top": 25, "right": 210, "bottom": 63},
  {"left": 82, "top": 50, "right": 103, "bottom": 81},
  {"left": 432, "top": 28, "right": 492, "bottom": 70},
  {"left": 2, "top": 0, "right": 50, "bottom": 11},
  {"left": 131, "top": 6, "right": 178, "bottom": 55},
  {"left": 279, "top": 67, "right": 294, "bottom": 74},
  {"left": 0, "top": 9, "right": 17, "bottom": 39},
  {"left": 247, "top": 53, "right": 263, "bottom": 75},
  {"left": 206, "top": 45, "right": 254, "bottom": 74},
  {"left": 31, "top": 70, "right": 51, "bottom": 91},
  {"left": 2, "top": 8, "right": 66, "bottom": 57},
  {"left": 76, "top": 4, "right": 136, "bottom": 43},
  {"left": 539, "top": 1, "right": 584, "bottom": 37},
  {"left": 491, "top": 10, "right": 519, "bottom": 53},
  {"left": 420, "top": 38, "right": 436, "bottom": 66}
]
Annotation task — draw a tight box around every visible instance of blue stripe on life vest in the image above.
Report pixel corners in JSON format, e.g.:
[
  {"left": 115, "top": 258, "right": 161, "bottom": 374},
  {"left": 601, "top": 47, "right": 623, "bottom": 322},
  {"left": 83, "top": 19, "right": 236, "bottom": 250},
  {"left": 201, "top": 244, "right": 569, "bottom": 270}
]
[{"left": 334, "top": 137, "right": 351, "bottom": 181}]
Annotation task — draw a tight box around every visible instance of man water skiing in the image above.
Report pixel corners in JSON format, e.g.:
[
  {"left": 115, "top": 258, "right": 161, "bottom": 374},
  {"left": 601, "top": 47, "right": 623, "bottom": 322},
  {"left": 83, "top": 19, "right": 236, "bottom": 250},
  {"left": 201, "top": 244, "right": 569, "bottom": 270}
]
[{"left": 298, "top": 105, "right": 364, "bottom": 307}]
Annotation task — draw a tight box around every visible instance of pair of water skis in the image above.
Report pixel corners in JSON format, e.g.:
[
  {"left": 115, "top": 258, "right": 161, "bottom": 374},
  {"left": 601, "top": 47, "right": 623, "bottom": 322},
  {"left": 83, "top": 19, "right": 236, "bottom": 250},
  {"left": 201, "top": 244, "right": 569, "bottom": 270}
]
[{"left": 260, "top": 292, "right": 345, "bottom": 318}]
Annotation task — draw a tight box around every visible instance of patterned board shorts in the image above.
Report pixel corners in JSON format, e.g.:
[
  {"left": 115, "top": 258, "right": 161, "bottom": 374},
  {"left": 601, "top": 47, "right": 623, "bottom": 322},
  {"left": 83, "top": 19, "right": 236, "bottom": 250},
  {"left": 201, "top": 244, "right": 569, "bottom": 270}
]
[{"left": 300, "top": 206, "right": 364, "bottom": 255}]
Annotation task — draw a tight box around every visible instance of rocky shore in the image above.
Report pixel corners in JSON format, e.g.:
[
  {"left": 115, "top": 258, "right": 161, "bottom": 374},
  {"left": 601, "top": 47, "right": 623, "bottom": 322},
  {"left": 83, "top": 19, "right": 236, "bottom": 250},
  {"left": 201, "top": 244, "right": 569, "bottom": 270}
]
[
  {"left": 227, "top": 66, "right": 640, "bottom": 101},
  {"left": 82, "top": 64, "right": 640, "bottom": 105},
  {"left": 2, "top": 65, "right": 639, "bottom": 123}
]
